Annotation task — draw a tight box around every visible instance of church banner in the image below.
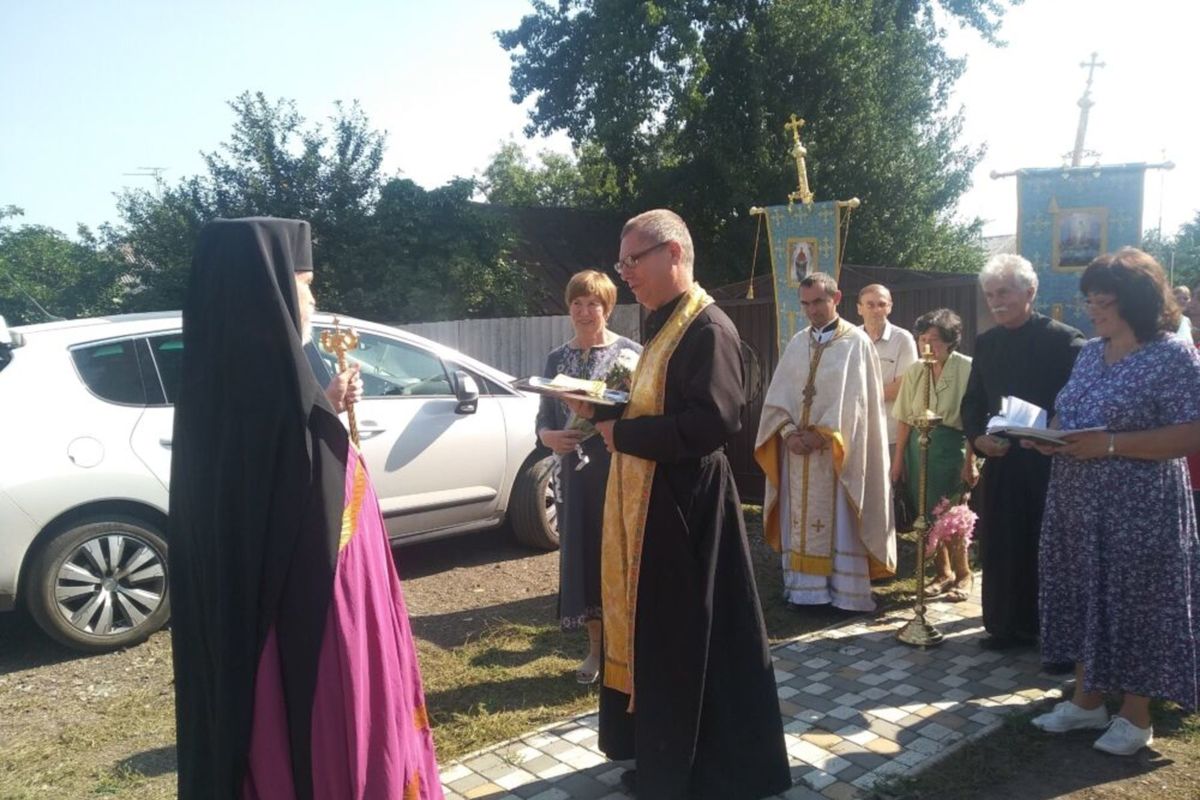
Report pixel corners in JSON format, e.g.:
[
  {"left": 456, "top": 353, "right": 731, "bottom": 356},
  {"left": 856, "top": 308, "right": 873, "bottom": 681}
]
[
  {"left": 761, "top": 201, "right": 844, "bottom": 356},
  {"left": 1016, "top": 163, "right": 1147, "bottom": 332}
]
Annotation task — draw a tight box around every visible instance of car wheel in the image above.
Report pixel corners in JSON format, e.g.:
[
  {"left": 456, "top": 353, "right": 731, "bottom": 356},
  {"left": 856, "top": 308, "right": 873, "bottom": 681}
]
[
  {"left": 26, "top": 517, "right": 170, "bottom": 652},
  {"left": 509, "top": 455, "right": 560, "bottom": 550}
]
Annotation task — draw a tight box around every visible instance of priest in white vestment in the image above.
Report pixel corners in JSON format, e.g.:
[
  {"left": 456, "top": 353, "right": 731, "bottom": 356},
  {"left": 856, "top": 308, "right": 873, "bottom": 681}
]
[{"left": 755, "top": 272, "right": 896, "bottom": 611}]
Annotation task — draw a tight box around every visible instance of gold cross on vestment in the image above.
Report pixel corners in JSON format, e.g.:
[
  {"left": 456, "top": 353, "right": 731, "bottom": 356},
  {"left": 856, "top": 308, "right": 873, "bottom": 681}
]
[{"left": 811, "top": 519, "right": 826, "bottom": 533}]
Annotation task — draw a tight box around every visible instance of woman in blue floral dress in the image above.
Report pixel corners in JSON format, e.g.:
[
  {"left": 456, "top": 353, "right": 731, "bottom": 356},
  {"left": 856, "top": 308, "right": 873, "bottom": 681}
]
[
  {"left": 536, "top": 270, "right": 641, "bottom": 684},
  {"left": 1030, "top": 248, "right": 1200, "bottom": 756}
]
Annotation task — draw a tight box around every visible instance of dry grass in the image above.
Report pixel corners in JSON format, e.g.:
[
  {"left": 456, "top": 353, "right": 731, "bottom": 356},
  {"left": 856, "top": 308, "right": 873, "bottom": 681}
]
[
  {"left": 0, "top": 630, "right": 177, "bottom": 799},
  {"left": 417, "top": 623, "right": 600, "bottom": 761}
]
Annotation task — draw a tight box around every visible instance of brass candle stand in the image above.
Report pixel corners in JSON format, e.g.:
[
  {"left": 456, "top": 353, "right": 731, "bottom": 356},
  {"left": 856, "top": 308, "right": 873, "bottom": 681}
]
[{"left": 897, "top": 345, "right": 945, "bottom": 648}]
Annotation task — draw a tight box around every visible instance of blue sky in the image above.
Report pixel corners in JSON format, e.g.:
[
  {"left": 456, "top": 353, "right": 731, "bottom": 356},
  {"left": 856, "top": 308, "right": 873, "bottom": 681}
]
[{"left": 3, "top": 0, "right": 1197, "bottom": 244}]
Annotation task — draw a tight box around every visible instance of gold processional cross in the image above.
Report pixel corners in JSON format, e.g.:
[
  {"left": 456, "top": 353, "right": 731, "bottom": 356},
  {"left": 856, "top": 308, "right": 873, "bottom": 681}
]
[
  {"left": 320, "top": 317, "right": 361, "bottom": 447},
  {"left": 784, "top": 114, "right": 814, "bottom": 207}
]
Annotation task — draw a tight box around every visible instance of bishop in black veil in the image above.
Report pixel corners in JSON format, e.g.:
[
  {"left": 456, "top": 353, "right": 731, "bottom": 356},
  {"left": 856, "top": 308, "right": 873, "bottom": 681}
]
[{"left": 169, "top": 218, "right": 441, "bottom": 799}]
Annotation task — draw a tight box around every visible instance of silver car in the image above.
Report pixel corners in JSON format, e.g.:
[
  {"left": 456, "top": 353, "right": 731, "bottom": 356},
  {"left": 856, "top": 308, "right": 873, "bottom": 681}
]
[{"left": 0, "top": 312, "right": 556, "bottom": 652}]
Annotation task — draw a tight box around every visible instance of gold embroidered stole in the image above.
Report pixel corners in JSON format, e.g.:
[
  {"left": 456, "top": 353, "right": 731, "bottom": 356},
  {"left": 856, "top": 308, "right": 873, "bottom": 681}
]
[
  {"left": 338, "top": 452, "right": 368, "bottom": 551},
  {"left": 601, "top": 284, "right": 713, "bottom": 705}
]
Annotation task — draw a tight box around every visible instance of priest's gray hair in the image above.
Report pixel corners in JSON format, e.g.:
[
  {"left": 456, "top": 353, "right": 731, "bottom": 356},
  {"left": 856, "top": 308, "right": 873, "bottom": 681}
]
[
  {"left": 622, "top": 209, "right": 695, "bottom": 273},
  {"left": 980, "top": 254, "right": 1038, "bottom": 293}
]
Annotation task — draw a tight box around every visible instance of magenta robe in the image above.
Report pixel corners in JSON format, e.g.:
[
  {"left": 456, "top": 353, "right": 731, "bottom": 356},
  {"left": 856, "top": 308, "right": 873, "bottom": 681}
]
[{"left": 243, "top": 448, "right": 442, "bottom": 799}]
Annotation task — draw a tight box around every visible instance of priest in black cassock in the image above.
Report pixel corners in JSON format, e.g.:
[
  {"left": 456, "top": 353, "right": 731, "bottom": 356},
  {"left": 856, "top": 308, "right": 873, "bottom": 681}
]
[
  {"left": 961, "top": 254, "right": 1083, "bottom": 651},
  {"left": 568, "top": 209, "right": 790, "bottom": 800}
]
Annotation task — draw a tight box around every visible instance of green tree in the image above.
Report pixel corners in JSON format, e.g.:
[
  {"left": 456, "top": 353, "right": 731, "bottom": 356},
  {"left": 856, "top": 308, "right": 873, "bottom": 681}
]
[
  {"left": 1140, "top": 226, "right": 1172, "bottom": 272},
  {"left": 117, "top": 92, "right": 532, "bottom": 321},
  {"left": 480, "top": 140, "right": 626, "bottom": 209},
  {"left": 1143, "top": 214, "right": 1200, "bottom": 290},
  {"left": 347, "top": 177, "right": 531, "bottom": 321},
  {"left": 1172, "top": 213, "right": 1200, "bottom": 290},
  {"left": 499, "top": 0, "right": 1015, "bottom": 283},
  {"left": 0, "top": 207, "right": 127, "bottom": 325}
]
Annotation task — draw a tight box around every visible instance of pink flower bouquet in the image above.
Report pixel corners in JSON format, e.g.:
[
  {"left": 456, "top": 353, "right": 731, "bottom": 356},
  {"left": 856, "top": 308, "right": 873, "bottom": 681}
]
[{"left": 926, "top": 493, "right": 977, "bottom": 554}]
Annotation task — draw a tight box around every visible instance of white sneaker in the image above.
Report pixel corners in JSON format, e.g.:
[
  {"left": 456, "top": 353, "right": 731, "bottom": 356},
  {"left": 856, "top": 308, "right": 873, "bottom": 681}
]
[
  {"left": 1093, "top": 717, "right": 1154, "bottom": 756},
  {"left": 1031, "top": 700, "right": 1110, "bottom": 733}
]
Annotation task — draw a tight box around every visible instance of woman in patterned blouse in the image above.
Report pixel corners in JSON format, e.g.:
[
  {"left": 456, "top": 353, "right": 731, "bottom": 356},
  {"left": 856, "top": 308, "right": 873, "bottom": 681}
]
[{"left": 536, "top": 271, "right": 641, "bottom": 684}]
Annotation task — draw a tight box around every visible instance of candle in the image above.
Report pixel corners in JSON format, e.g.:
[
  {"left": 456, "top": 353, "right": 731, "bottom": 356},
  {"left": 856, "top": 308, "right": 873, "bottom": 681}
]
[{"left": 922, "top": 342, "right": 931, "bottom": 357}]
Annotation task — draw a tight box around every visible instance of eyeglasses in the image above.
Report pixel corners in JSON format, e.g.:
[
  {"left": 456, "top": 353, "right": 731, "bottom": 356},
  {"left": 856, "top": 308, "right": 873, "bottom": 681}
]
[
  {"left": 1083, "top": 296, "right": 1117, "bottom": 311},
  {"left": 613, "top": 241, "right": 670, "bottom": 274}
]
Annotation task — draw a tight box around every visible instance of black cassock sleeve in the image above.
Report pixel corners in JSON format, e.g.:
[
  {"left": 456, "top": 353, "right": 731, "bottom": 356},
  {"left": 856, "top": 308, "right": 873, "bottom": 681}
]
[
  {"left": 960, "top": 339, "right": 990, "bottom": 456},
  {"left": 610, "top": 321, "right": 744, "bottom": 463}
]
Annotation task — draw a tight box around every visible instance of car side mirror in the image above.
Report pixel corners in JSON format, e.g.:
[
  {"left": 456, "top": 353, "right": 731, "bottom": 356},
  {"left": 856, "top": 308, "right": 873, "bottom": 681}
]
[{"left": 454, "top": 370, "right": 479, "bottom": 415}]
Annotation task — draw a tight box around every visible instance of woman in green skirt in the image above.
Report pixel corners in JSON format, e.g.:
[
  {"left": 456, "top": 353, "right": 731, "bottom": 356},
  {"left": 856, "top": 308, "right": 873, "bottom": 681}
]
[{"left": 890, "top": 309, "right": 978, "bottom": 601}]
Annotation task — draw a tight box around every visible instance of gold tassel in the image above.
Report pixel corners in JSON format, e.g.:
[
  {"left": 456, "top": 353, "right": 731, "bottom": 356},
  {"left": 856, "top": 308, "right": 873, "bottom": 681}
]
[{"left": 748, "top": 212, "right": 764, "bottom": 300}]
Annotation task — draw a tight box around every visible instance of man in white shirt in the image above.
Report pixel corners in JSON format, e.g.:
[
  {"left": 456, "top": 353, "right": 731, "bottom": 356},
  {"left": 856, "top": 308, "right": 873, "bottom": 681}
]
[
  {"left": 1175, "top": 286, "right": 1194, "bottom": 344},
  {"left": 857, "top": 284, "right": 917, "bottom": 455}
]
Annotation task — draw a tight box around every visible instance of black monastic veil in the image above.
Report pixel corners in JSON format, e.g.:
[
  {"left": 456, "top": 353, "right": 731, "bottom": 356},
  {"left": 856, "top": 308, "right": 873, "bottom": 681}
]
[{"left": 169, "top": 218, "right": 348, "bottom": 799}]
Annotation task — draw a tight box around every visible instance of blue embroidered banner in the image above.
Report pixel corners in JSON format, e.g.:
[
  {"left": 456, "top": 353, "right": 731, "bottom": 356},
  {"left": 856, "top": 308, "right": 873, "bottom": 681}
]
[
  {"left": 761, "top": 201, "right": 843, "bottom": 356},
  {"left": 1016, "top": 164, "right": 1146, "bottom": 332}
]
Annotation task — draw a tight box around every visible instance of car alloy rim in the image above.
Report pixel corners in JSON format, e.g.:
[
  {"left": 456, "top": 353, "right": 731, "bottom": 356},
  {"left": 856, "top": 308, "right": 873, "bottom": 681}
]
[
  {"left": 54, "top": 533, "right": 166, "bottom": 637},
  {"left": 543, "top": 478, "right": 558, "bottom": 530}
]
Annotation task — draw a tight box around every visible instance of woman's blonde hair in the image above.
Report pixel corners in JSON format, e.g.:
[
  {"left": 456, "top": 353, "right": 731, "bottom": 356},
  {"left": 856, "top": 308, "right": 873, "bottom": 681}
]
[{"left": 565, "top": 269, "right": 617, "bottom": 315}]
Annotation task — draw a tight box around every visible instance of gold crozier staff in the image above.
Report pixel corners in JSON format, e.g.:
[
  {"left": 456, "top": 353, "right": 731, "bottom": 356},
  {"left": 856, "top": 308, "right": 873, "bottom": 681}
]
[{"left": 320, "top": 317, "right": 361, "bottom": 446}]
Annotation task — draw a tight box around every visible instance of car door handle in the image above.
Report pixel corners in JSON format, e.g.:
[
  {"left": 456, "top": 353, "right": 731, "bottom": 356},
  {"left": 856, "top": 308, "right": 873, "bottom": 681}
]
[
  {"left": 357, "top": 423, "right": 386, "bottom": 440},
  {"left": 159, "top": 438, "right": 172, "bottom": 449}
]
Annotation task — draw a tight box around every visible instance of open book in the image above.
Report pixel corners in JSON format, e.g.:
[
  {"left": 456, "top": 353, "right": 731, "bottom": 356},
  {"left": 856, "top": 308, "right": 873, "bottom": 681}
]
[
  {"left": 985, "top": 396, "right": 1104, "bottom": 446},
  {"left": 513, "top": 374, "right": 630, "bottom": 406}
]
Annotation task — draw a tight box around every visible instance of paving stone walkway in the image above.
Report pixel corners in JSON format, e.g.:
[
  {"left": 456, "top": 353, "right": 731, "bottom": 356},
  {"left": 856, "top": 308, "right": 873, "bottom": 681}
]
[{"left": 438, "top": 580, "right": 1066, "bottom": 799}]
